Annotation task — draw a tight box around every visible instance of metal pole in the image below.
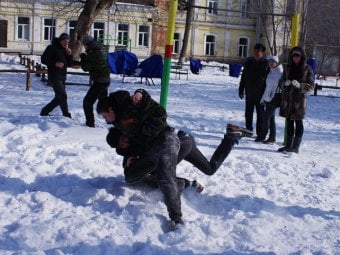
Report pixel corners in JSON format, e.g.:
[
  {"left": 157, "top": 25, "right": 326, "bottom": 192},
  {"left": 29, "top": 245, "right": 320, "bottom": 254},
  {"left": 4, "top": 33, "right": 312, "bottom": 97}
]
[
  {"left": 284, "top": 12, "right": 300, "bottom": 144},
  {"left": 160, "top": 0, "right": 178, "bottom": 109}
]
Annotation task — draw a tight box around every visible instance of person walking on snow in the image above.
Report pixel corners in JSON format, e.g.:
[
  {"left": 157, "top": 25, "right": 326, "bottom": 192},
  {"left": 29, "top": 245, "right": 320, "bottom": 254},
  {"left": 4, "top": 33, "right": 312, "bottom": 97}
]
[
  {"left": 257, "top": 55, "right": 283, "bottom": 143},
  {"left": 40, "top": 33, "right": 74, "bottom": 118},
  {"left": 80, "top": 35, "right": 111, "bottom": 127},
  {"left": 278, "top": 46, "right": 314, "bottom": 153}
]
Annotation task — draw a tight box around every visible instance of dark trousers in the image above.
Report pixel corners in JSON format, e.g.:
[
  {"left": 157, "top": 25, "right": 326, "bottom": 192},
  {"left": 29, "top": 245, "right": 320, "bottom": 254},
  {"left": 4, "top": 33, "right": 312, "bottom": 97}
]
[
  {"left": 178, "top": 133, "right": 236, "bottom": 176},
  {"left": 41, "top": 80, "right": 69, "bottom": 116},
  {"left": 287, "top": 119, "right": 304, "bottom": 138},
  {"left": 245, "top": 96, "right": 265, "bottom": 136},
  {"left": 144, "top": 131, "right": 181, "bottom": 222},
  {"left": 260, "top": 103, "right": 276, "bottom": 140},
  {"left": 83, "top": 82, "right": 109, "bottom": 126}
]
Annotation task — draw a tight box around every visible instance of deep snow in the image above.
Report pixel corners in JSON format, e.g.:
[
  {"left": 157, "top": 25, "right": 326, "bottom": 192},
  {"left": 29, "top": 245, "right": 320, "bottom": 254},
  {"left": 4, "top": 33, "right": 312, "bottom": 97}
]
[{"left": 0, "top": 53, "right": 339, "bottom": 255}]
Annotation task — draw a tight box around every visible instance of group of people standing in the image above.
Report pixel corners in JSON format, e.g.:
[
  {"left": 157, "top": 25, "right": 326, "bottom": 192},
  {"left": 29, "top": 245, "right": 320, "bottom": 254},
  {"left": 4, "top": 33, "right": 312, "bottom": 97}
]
[{"left": 239, "top": 43, "right": 314, "bottom": 153}]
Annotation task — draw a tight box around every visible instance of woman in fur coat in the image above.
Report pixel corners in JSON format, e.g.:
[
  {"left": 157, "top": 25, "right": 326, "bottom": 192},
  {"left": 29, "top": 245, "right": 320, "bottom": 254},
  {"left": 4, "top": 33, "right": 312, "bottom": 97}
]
[{"left": 278, "top": 46, "right": 314, "bottom": 153}]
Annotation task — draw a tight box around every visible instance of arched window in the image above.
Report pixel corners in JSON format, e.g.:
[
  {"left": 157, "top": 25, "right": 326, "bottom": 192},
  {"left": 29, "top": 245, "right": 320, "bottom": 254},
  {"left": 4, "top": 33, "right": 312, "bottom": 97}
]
[
  {"left": 205, "top": 35, "right": 216, "bottom": 56},
  {"left": 238, "top": 37, "right": 249, "bottom": 57}
]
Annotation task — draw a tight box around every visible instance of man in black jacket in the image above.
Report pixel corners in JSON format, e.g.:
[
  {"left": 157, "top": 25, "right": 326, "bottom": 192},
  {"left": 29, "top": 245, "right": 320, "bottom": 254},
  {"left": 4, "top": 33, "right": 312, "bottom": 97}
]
[
  {"left": 239, "top": 43, "right": 269, "bottom": 140},
  {"left": 40, "top": 33, "right": 73, "bottom": 118}
]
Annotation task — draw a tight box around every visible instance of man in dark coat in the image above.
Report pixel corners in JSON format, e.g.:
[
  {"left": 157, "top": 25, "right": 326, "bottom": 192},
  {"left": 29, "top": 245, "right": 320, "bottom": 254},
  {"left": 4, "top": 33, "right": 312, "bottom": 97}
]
[
  {"left": 80, "top": 35, "right": 111, "bottom": 127},
  {"left": 239, "top": 43, "right": 269, "bottom": 140},
  {"left": 40, "top": 33, "right": 74, "bottom": 118}
]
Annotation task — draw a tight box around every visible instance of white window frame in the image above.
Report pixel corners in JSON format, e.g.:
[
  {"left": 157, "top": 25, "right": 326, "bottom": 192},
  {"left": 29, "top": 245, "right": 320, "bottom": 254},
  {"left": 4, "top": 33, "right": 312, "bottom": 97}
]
[
  {"left": 238, "top": 36, "right": 250, "bottom": 57},
  {"left": 43, "top": 18, "right": 56, "bottom": 41},
  {"left": 205, "top": 34, "right": 216, "bottom": 56},
  {"left": 17, "top": 16, "right": 30, "bottom": 41},
  {"left": 208, "top": 0, "right": 218, "bottom": 15},
  {"left": 137, "top": 25, "right": 150, "bottom": 48},
  {"left": 93, "top": 21, "right": 105, "bottom": 42},
  {"left": 68, "top": 20, "right": 77, "bottom": 38},
  {"left": 173, "top": 32, "right": 181, "bottom": 54},
  {"left": 240, "top": 0, "right": 250, "bottom": 18},
  {"left": 117, "top": 23, "right": 129, "bottom": 46}
]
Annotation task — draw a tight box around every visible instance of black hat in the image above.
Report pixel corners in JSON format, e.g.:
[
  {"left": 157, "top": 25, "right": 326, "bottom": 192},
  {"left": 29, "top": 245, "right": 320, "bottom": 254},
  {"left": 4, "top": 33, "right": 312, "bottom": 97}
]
[
  {"left": 254, "top": 43, "right": 266, "bottom": 52},
  {"left": 106, "top": 128, "right": 121, "bottom": 148},
  {"left": 59, "top": 33, "right": 70, "bottom": 41},
  {"left": 82, "top": 35, "right": 94, "bottom": 46}
]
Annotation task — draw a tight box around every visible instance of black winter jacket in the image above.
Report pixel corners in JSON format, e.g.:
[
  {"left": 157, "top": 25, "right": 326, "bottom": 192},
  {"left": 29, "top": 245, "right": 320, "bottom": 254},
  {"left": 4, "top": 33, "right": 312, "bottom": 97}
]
[
  {"left": 41, "top": 38, "right": 73, "bottom": 82},
  {"left": 239, "top": 57, "right": 269, "bottom": 100}
]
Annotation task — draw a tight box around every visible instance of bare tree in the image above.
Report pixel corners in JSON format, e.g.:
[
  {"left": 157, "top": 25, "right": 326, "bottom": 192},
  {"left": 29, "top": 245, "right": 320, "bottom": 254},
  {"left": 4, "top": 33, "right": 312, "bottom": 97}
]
[{"left": 177, "top": 0, "right": 194, "bottom": 65}]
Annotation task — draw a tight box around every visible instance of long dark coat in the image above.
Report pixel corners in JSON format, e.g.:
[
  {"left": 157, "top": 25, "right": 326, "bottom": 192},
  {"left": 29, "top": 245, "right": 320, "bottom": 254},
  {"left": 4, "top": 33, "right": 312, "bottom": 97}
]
[{"left": 279, "top": 47, "right": 314, "bottom": 120}]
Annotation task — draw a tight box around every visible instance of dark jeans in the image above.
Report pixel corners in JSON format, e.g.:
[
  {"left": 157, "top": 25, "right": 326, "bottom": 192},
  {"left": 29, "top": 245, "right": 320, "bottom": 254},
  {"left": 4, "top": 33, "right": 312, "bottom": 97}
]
[
  {"left": 83, "top": 82, "right": 109, "bottom": 126},
  {"left": 245, "top": 96, "right": 265, "bottom": 136},
  {"left": 260, "top": 103, "right": 276, "bottom": 140},
  {"left": 287, "top": 119, "right": 304, "bottom": 138},
  {"left": 41, "top": 80, "right": 69, "bottom": 116},
  {"left": 143, "top": 130, "right": 181, "bottom": 222}
]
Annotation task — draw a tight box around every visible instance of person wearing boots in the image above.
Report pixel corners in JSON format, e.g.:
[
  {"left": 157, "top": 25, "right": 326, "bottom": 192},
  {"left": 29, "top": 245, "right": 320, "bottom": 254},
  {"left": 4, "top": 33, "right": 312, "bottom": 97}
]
[
  {"left": 258, "top": 56, "right": 283, "bottom": 143},
  {"left": 239, "top": 43, "right": 269, "bottom": 140},
  {"left": 278, "top": 46, "right": 314, "bottom": 153},
  {"left": 40, "top": 33, "right": 73, "bottom": 118},
  {"left": 80, "top": 35, "right": 111, "bottom": 127}
]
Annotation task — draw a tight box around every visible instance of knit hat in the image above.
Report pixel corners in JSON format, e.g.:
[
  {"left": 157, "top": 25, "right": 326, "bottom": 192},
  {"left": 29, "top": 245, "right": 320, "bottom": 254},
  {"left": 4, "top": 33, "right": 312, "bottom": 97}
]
[
  {"left": 82, "top": 35, "right": 94, "bottom": 46},
  {"left": 59, "top": 33, "right": 70, "bottom": 41},
  {"left": 268, "top": 55, "right": 279, "bottom": 63},
  {"left": 292, "top": 50, "right": 302, "bottom": 56},
  {"left": 254, "top": 43, "right": 266, "bottom": 52},
  {"left": 106, "top": 128, "right": 121, "bottom": 148}
]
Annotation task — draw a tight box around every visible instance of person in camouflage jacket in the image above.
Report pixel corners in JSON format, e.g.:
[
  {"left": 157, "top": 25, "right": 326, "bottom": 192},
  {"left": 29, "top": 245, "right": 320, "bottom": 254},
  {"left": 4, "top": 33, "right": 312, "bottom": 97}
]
[{"left": 80, "top": 35, "right": 111, "bottom": 127}]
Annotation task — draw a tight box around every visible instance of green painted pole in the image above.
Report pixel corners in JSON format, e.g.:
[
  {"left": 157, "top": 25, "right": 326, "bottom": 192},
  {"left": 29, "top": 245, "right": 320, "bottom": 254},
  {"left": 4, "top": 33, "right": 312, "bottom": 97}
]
[{"left": 160, "top": 0, "right": 178, "bottom": 109}]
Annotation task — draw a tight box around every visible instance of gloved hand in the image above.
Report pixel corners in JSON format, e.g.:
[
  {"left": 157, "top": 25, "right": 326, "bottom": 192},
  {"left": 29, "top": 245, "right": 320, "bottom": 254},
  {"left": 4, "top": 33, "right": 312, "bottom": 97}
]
[
  {"left": 284, "top": 80, "right": 291, "bottom": 86},
  {"left": 291, "top": 80, "right": 300, "bottom": 88},
  {"left": 239, "top": 91, "right": 244, "bottom": 99}
]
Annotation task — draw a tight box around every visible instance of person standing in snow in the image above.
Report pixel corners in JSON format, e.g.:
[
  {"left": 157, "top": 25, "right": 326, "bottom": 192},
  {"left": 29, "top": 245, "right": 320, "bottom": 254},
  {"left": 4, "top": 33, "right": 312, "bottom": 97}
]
[
  {"left": 80, "top": 35, "right": 111, "bottom": 127},
  {"left": 40, "top": 33, "right": 73, "bottom": 118},
  {"left": 278, "top": 46, "right": 314, "bottom": 153},
  {"left": 238, "top": 43, "right": 269, "bottom": 141},
  {"left": 257, "top": 56, "right": 283, "bottom": 143}
]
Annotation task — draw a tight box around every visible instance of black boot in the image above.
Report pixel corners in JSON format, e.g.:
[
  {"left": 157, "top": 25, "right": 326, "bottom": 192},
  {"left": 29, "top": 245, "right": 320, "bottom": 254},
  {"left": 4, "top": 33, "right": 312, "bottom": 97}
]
[
  {"left": 210, "top": 134, "right": 235, "bottom": 172},
  {"left": 287, "top": 137, "right": 302, "bottom": 153},
  {"left": 278, "top": 136, "right": 293, "bottom": 152}
]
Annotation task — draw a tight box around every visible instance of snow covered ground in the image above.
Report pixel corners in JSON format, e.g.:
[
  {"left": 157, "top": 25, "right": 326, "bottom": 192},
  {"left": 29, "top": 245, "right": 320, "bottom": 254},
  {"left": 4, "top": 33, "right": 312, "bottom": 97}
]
[{"left": 0, "top": 53, "right": 339, "bottom": 255}]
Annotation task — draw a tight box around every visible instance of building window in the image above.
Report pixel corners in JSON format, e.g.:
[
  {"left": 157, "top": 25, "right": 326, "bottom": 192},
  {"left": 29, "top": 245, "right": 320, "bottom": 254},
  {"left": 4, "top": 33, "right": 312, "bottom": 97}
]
[
  {"left": 138, "top": 25, "right": 150, "bottom": 47},
  {"left": 117, "top": 24, "right": 129, "bottom": 45},
  {"left": 68, "top": 20, "right": 77, "bottom": 39},
  {"left": 43, "top": 18, "right": 56, "bottom": 41},
  {"left": 240, "top": 0, "right": 250, "bottom": 18},
  {"left": 17, "top": 17, "right": 30, "bottom": 40},
  {"left": 238, "top": 37, "right": 249, "bottom": 57},
  {"left": 208, "top": 0, "right": 218, "bottom": 15},
  {"left": 173, "top": 33, "right": 181, "bottom": 54},
  {"left": 205, "top": 35, "right": 216, "bottom": 56},
  {"left": 93, "top": 22, "right": 104, "bottom": 42}
]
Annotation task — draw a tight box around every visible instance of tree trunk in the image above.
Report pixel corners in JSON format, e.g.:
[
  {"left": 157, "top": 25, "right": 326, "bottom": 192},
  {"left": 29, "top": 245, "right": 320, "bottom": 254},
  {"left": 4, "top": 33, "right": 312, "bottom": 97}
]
[
  {"left": 178, "top": 0, "right": 194, "bottom": 65},
  {"left": 70, "top": 0, "right": 115, "bottom": 60}
]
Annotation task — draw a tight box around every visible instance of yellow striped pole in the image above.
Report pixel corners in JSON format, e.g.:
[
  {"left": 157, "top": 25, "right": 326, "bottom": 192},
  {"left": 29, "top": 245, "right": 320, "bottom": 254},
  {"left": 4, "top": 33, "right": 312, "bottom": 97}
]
[
  {"left": 284, "top": 12, "right": 300, "bottom": 144},
  {"left": 160, "top": 0, "right": 178, "bottom": 108}
]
